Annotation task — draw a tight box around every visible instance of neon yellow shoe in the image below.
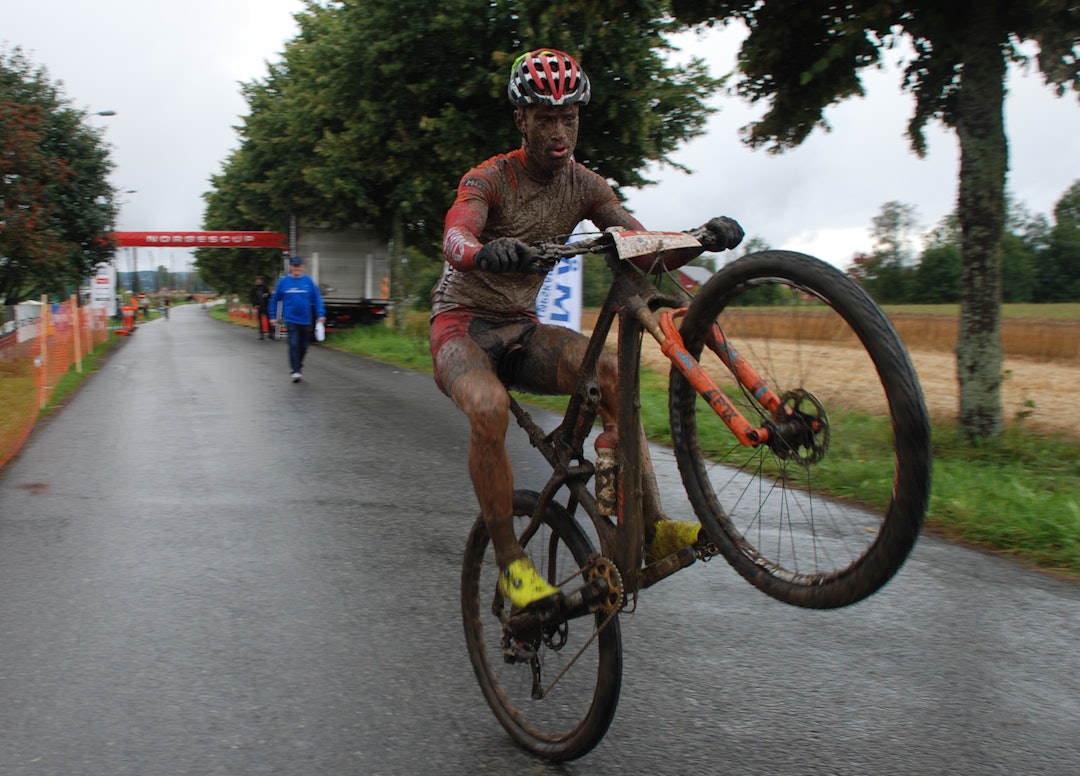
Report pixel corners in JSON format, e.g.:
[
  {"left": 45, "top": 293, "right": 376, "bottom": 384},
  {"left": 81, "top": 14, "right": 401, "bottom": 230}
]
[
  {"left": 648, "top": 519, "right": 702, "bottom": 560},
  {"left": 499, "top": 557, "right": 560, "bottom": 609}
]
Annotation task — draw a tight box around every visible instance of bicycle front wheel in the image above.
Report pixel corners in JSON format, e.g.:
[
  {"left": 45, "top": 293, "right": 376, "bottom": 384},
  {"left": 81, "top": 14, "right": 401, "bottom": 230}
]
[
  {"left": 670, "top": 250, "right": 932, "bottom": 609},
  {"left": 461, "top": 490, "right": 623, "bottom": 762}
]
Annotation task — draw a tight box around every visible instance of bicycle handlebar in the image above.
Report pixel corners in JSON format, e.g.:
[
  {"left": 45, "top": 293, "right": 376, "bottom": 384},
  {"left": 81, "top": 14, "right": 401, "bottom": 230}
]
[
  {"left": 528, "top": 232, "right": 612, "bottom": 273},
  {"left": 529, "top": 226, "right": 709, "bottom": 274}
]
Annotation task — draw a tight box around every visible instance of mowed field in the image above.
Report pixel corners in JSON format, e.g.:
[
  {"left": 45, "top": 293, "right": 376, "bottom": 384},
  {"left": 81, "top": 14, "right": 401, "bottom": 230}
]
[{"left": 585, "top": 304, "right": 1080, "bottom": 439}]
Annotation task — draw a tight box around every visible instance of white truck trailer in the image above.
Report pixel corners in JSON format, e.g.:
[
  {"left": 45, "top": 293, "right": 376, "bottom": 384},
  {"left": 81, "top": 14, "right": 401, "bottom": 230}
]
[{"left": 294, "top": 225, "right": 391, "bottom": 326}]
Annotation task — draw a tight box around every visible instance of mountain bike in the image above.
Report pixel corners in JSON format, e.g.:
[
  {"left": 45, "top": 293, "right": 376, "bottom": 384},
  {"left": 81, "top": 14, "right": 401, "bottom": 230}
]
[{"left": 460, "top": 227, "right": 933, "bottom": 761}]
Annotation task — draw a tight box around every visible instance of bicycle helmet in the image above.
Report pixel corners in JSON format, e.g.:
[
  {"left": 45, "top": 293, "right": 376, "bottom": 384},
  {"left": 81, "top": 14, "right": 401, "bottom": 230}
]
[{"left": 507, "top": 48, "right": 591, "bottom": 107}]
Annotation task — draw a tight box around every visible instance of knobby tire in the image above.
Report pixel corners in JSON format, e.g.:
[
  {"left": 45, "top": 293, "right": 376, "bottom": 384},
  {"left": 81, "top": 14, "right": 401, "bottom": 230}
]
[
  {"left": 670, "top": 250, "right": 932, "bottom": 608},
  {"left": 461, "top": 491, "right": 623, "bottom": 761}
]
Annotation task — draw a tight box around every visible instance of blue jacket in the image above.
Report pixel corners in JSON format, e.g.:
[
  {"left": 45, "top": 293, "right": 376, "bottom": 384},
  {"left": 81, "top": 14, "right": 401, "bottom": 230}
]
[{"left": 269, "top": 274, "right": 326, "bottom": 325}]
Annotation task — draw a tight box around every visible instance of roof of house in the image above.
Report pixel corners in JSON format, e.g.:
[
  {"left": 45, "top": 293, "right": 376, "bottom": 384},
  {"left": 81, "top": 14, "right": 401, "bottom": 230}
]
[{"left": 677, "top": 265, "right": 714, "bottom": 285}]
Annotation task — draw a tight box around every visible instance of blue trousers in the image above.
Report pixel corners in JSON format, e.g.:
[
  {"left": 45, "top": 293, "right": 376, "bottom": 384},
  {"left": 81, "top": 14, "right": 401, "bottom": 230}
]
[{"left": 286, "top": 323, "right": 313, "bottom": 373}]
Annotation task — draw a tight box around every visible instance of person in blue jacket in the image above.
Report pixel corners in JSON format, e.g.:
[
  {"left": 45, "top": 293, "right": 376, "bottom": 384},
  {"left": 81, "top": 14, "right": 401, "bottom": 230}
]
[{"left": 268, "top": 255, "right": 327, "bottom": 382}]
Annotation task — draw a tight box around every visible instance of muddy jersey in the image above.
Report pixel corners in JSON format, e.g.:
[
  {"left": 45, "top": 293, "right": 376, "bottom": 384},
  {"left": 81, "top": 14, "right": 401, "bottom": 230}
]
[{"left": 431, "top": 148, "right": 643, "bottom": 318}]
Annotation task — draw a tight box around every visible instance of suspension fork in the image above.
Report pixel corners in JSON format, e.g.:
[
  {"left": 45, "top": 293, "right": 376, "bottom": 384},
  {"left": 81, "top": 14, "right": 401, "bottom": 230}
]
[{"left": 652, "top": 307, "right": 784, "bottom": 447}]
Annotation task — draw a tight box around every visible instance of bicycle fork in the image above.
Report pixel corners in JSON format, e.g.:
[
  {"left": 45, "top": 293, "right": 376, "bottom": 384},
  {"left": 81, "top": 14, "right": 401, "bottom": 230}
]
[{"left": 651, "top": 307, "right": 826, "bottom": 457}]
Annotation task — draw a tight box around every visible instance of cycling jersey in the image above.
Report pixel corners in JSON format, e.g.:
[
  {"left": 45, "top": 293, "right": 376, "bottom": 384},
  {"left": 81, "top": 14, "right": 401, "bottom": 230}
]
[{"left": 431, "top": 148, "right": 643, "bottom": 318}]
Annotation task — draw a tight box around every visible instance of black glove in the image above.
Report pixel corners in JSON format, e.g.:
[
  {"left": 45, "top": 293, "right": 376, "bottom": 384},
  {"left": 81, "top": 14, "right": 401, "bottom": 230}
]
[
  {"left": 475, "top": 237, "right": 536, "bottom": 273},
  {"left": 697, "top": 216, "right": 745, "bottom": 252}
]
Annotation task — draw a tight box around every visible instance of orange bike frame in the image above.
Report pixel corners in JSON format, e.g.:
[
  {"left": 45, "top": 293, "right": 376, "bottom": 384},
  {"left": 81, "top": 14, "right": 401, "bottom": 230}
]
[{"left": 657, "top": 308, "right": 786, "bottom": 447}]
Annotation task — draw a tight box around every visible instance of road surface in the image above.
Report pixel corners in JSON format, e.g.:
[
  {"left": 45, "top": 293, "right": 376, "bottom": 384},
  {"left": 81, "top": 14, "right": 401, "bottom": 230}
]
[{"left": 0, "top": 303, "right": 1077, "bottom": 775}]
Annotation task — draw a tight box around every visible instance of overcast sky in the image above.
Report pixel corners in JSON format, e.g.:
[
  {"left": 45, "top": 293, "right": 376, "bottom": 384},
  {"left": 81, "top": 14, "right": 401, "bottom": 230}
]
[{"left": 6, "top": 1, "right": 1079, "bottom": 272}]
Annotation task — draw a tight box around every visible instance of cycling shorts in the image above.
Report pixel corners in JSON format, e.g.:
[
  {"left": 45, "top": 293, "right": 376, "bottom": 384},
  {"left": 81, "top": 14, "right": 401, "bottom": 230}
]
[{"left": 430, "top": 310, "right": 542, "bottom": 393}]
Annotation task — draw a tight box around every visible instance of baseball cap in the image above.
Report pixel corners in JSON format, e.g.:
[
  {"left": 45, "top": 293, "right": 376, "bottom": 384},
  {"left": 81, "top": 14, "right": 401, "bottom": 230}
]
[{"left": 289, "top": 256, "right": 304, "bottom": 266}]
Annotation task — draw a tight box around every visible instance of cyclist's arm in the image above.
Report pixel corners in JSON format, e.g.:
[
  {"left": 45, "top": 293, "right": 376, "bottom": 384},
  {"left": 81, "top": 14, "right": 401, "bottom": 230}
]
[
  {"left": 443, "top": 176, "right": 491, "bottom": 271},
  {"left": 585, "top": 178, "right": 645, "bottom": 233}
]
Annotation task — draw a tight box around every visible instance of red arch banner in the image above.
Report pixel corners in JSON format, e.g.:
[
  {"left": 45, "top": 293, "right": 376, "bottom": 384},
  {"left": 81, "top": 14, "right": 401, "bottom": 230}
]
[{"left": 111, "top": 231, "right": 287, "bottom": 248}]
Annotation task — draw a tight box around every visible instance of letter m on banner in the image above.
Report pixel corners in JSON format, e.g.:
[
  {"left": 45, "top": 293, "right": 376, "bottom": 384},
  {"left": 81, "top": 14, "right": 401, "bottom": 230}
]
[{"left": 536, "top": 226, "right": 585, "bottom": 332}]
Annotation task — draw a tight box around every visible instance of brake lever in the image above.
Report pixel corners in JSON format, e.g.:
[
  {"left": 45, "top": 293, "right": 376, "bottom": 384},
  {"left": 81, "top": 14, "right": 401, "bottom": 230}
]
[
  {"left": 527, "top": 233, "right": 609, "bottom": 274},
  {"left": 527, "top": 247, "right": 569, "bottom": 274}
]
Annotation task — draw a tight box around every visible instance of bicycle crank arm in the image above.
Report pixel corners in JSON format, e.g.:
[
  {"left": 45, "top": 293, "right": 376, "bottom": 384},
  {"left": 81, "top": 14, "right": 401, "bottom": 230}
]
[
  {"left": 507, "top": 577, "right": 613, "bottom": 636},
  {"left": 640, "top": 544, "right": 698, "bottom": 589}
]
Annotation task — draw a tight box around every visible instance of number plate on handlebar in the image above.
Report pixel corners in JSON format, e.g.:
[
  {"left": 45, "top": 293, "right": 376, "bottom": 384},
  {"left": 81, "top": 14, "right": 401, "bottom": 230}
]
[{"left": 609, "top": 230, "right": 704, "bottom": 271}]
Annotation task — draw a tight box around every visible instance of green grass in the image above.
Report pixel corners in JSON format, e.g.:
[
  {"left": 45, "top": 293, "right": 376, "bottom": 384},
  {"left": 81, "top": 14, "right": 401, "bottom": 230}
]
[
  {"left": 929, "top": 429, "right": 1080, "bottom": 573},
  {"left": 329, "top": 320, "right": 434, "bottom": 371}
]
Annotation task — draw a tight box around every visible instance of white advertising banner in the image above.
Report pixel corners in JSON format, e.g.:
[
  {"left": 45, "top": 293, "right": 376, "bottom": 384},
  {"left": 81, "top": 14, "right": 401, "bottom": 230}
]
[
  {"left": 89, "top": 262, "right": 117, "bottom": 317},
  {"left": 536, "top": 229, "right": 584, "bottom": 332}
]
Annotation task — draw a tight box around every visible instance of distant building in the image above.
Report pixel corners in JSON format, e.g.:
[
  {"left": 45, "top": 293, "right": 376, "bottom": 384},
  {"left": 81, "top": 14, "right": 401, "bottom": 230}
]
[{"left": 676, "top": 264, "right": 714, "bottom": 294}]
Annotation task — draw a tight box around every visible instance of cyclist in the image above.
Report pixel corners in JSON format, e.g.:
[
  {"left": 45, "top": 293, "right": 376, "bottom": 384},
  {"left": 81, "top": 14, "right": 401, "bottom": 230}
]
[{"left": 431, "top": 48, "right": 744, "bottom": 609}]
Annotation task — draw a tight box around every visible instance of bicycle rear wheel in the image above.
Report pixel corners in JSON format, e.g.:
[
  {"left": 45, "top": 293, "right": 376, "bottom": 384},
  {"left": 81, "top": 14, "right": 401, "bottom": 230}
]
[
  {"left": 670, "top": 250, "right": 932, "bottom": 609},
  {"left": 461, "top": 490, "right": 622, "bottom": 761}
]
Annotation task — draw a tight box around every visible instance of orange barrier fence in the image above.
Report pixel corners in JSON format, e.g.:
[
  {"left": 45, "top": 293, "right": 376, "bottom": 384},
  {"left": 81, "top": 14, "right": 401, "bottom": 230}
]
[
  {"left": 229, "top": 305, "right": 274, "bottom": 336},
  {"left": 228, "top": 305, "right": 265, "bottom": 328},
  {"left": 0, "top": 295, "right": 113, "bottom": 470}
]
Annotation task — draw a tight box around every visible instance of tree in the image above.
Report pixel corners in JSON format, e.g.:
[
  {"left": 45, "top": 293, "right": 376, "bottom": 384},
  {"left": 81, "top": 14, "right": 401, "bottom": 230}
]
[
  {"left": 200, "top": 0, "right": 722, "bottom": 313},
  {"left": 669, "top": 1, "right": 1080, "bottom": 441},
  {"left": 999, "top": 232, "right": 1035, "bottom": 302},
  {"left": 914, "top": 244, "right": 962, "bottom": 303},
  {"left": 858, "top": 201, "right": 920, "bottom": 303},
  {"left": 197, "top": 159, "right": 284, "bottom": 294},
  {"left": 1042, "top": 180, "right": 1080, "bottom": 301},
  {"left": 0, "top": 47, "right": 116, "bottom": 305}
]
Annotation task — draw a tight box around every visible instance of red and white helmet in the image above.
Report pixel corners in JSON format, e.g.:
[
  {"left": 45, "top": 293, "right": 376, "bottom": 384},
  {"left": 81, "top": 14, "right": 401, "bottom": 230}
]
[{"left": 507, "top": 48, "right": 591, "bottom": 107}]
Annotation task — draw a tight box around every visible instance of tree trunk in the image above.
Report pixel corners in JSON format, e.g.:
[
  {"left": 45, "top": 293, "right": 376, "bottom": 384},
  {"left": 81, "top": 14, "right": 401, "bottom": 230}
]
[{"left": 954, "top": 5, "right": 1008, "bottom": 442}]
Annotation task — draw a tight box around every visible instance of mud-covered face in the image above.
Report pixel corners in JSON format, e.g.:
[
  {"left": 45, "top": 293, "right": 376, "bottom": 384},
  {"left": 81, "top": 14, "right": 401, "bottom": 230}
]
[{"left": 515, "top": 103, "right": 580, "bottom": 177}]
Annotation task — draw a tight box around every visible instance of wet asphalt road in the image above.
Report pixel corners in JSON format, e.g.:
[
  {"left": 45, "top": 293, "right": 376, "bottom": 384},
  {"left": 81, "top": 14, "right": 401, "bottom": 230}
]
[{"left": 0, "top": 303, "right": 1077, "bottom": 776}]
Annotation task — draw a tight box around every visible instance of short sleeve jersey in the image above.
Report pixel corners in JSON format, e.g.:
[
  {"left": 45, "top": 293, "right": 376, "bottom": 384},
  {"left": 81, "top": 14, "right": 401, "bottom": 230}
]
[{"left": 431, "top": 148, "right": 643, "bottom": 318}]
